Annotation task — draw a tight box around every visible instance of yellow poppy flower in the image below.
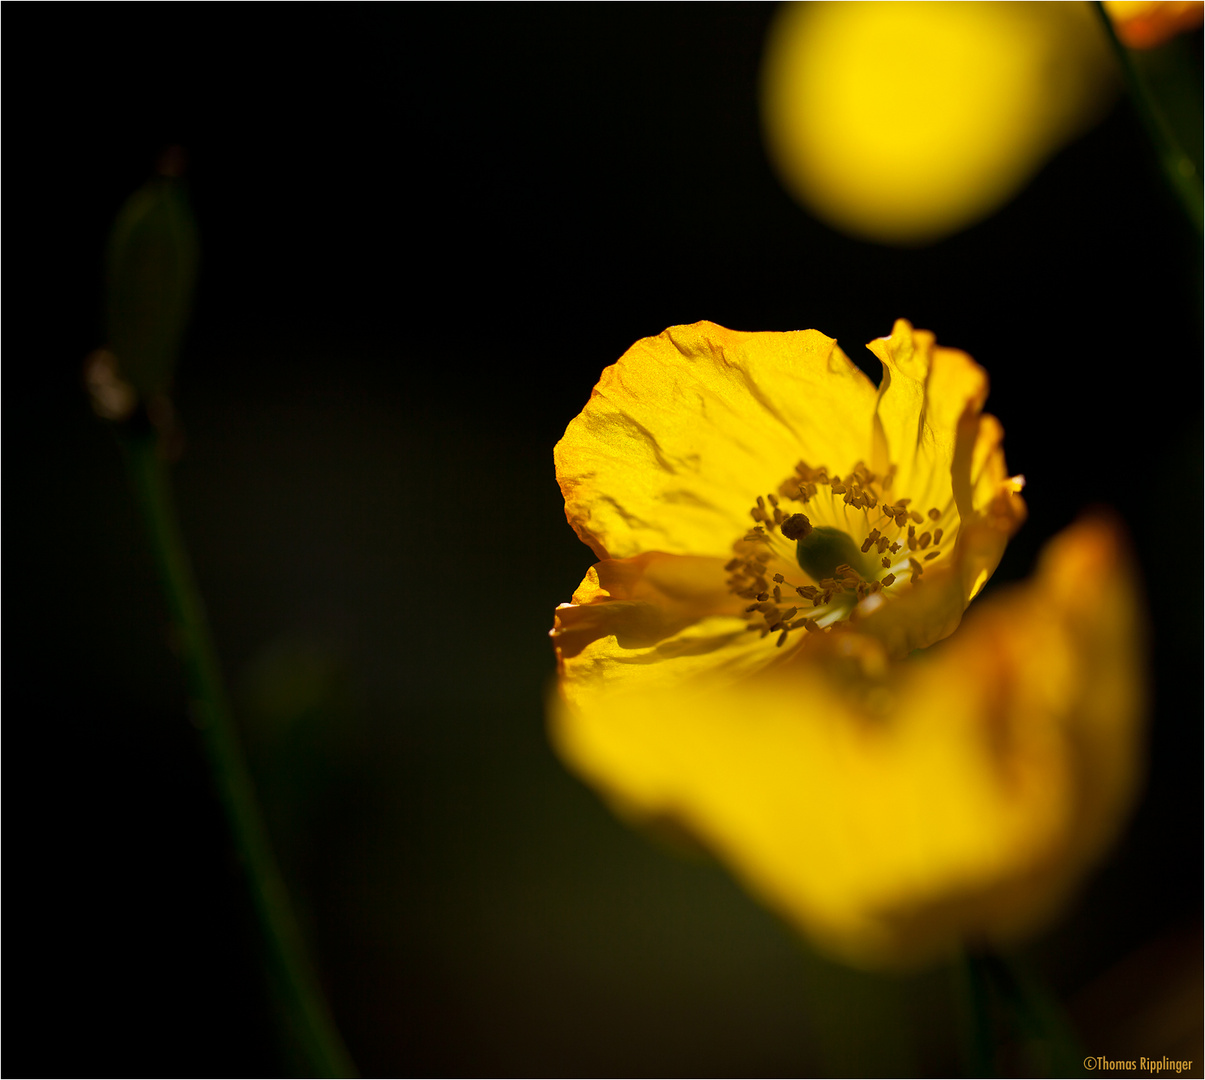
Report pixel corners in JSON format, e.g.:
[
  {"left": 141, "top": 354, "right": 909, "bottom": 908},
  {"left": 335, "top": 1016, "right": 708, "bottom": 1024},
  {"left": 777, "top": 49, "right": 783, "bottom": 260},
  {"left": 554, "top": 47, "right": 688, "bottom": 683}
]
[
  {"left": 1104, "top": 0, "right": 1204, "bottom": 48},
  {"left": 759, "top": 2, "right": 1117, "bottom": 244},
  {"left": 553, "top": 320, "right": 1025, "bottom": 714},
  {"left": 550, "top": 515, "right": 1145, "bottom": 968}
]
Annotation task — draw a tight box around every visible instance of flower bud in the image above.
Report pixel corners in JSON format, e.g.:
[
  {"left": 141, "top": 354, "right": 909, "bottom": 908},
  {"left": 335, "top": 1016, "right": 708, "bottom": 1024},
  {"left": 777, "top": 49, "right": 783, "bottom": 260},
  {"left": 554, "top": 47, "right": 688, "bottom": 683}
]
[{"left": 104, "top": 151, "right": 198, "bottom": 403}]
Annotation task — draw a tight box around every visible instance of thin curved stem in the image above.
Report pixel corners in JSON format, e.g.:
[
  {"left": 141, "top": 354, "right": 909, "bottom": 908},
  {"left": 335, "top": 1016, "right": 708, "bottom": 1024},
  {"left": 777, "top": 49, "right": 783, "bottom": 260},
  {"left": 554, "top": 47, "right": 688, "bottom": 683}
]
[
  {"left": 1094, "top": 1, "right": 1204, "bottom": 234},
  {"left": 125, "top": 429, "right": 357, "bottom": 1078}
]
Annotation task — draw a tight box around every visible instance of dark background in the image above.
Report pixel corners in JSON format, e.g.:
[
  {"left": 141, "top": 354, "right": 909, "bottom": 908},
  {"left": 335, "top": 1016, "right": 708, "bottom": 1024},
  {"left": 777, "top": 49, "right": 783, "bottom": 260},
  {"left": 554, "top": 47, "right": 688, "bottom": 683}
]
[{"left": 8, "top": 6, "right": 1202, "bottom": 1077}]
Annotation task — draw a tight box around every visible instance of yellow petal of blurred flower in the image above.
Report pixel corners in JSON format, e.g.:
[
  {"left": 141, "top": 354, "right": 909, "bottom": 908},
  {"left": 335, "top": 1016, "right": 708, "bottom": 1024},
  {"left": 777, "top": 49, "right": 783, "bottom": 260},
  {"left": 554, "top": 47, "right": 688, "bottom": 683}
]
[
  {"left": 760, "top": 2, "right": 1118, "bottom": 244},
  {"left": 551, "top": 516, "right": 1146, "bottom": 968},
  {"left": 552, "top": 320, "right": 1025, "bottom": 713},
  {"left": 1104, "top": 0, "right": 1204, "bottom": 47}
]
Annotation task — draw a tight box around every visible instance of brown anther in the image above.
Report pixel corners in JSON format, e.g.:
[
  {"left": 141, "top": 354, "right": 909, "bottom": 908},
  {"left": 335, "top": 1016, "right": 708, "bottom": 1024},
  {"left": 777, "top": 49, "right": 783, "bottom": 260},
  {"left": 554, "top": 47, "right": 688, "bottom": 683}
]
[
  {"left": 802, "top": 619, "right": 819, "bottom": 633},
  {"left": 918, "top": 531, "right": 931, "bottom": 549},
  {"left": 773, "top": 586, "right": 782, "bottom": 603},
  {"left": 889, "top": 542, "right": 902, "bottom": 554},
  {"left": 876, "top": 536, "right": 890, "bottom": 554},
  {"left": 780, "top": 513, "right": 813, "bottom": 541},
  {"left": 755, "top": 551, "right": 772, "bottom": 563},
  {"left": 776, "top": 629, "right": 790, "bottom": 648},
  {"left": 745, "top": 603, "right": 761, "bottom": 613},
  {"left": 768, "top": 493, "right": 779, "bottom": 507},
  {"left": 908, "top": 558, "right": 923, "bottom": 578},
  {"left": 757, "top": 495, "right": 766, "bottom": 511},
  {"left": 831, "top": 482, "right": 847, "bottom": 494},
  {"left": 928, "top": 508, "right": 941, "bottom": 521},
  {"left": 933, "top": 527, "right": 943, "bottom": 545},
  {"left": 881, "top": 573, "right": 896, "bottom": 586},
  {"left": 772, "top": 573, "right": 784, "bottom": 583},
  {"left": 910, "top": 510, "right": 925, "bottom": 524},
  {"left": 881, "top": 556, "right": 891, "bottom": 568},
  {"left": 756, "top": 592, "right": 769, "bottom": 602},
  {"left": 781, "top": 606, "right": 798, "bottom": 621},
  {"left": 773, "top": 507, "right": 786, "bottom": 524},
  {"left": 924, "top": 550, "right": 941, "bottom": 561},
  {"left": 724, "top": 558, "right": 740, "bottom": 572},
  {"left": 750, "top": 507, "right": 766, "bottom": 523}
]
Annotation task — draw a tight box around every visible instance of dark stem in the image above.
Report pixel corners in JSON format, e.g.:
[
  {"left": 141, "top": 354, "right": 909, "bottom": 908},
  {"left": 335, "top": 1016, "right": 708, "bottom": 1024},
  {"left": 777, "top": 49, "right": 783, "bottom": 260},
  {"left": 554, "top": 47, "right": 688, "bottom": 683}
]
[
  {"left": 1093, "top": 1, "right": 1204, "bottom": 234},
  {"left": 125, "top": 428, "right": 357, "bottom": 1078},
  {"left": 957, "top": 951, "right": 997, "bottom": 1078},
  {"left": 958, "top": 948, "right": 1085, "bottom": 1078}
]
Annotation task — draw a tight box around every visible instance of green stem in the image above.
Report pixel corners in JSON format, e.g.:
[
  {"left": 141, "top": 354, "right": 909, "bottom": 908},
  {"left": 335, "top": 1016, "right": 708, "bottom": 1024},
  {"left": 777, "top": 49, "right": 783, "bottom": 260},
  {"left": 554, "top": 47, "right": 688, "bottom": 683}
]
[
  {"left": 958, "top": 949, "right": 1084, "bottom": 1078},
  {"left": 1094, "top": 1, "right": 1204, "bottom": 234},
  {"left": 125, "top": 429, "right": 356, "bottom": 1078},
  {"left": 956, "top": 952, "right": 996, "bottom": 1078},
  {"left": 983, "top": 953, "right": 1085, "bottom": 1078}
]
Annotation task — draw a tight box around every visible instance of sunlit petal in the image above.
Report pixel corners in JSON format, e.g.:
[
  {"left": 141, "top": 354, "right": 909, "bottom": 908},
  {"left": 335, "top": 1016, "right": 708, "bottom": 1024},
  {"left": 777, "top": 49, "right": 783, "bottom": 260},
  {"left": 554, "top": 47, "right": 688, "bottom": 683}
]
[{"left": 552, "top": 517, "right": 1145, "bottom": 968}]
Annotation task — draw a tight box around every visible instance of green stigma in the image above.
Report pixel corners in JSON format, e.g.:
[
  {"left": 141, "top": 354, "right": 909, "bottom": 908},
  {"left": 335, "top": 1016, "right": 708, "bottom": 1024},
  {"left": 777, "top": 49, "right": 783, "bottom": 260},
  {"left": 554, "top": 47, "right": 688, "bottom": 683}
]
[{"left": 794, "top": 525, "right": 870, "bottom": 583}]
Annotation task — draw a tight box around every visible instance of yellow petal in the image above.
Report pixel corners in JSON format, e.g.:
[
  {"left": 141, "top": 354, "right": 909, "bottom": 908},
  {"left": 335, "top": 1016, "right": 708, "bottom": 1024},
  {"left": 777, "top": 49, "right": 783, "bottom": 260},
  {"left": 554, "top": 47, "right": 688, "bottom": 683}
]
[
  {"left": 553, "top": 552, "right": 778, "bottom": 713},
  {"left": 551, "top": 516, "right": 1144, "bottom": 968},
  {"left": 555, "top": 322, "right": 878, "bottom": 560},
  {"left": 868, "top": 318, "right": 988, "bottom": 513},
  {"left": 858, "top": 320, "right": 1025, "bottom": 651}
]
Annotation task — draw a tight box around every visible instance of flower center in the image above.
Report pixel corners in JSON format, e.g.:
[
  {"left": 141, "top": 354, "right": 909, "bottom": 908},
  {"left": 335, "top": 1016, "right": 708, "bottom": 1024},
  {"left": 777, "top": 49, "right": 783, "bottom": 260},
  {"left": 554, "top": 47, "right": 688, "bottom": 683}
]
[{"left": 726, "top": 459, "right": 954, "bottom": 647}]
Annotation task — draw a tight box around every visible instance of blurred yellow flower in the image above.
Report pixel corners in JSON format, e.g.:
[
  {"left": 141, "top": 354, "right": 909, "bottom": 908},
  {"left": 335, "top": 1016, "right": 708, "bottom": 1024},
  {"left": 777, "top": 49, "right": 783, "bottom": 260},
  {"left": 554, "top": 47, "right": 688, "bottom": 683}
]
[
  {"left": 760, "top": 2, "right": 1117, "bottom": 244},
  {"left": 552, "top": 320, "right": 1025, "bottom": 715},
  {"left": 550, "top": 516, "right": 1145, "bottom": 968},
  {"left": 1104, "top": 0, "right": 1204, "bottom": 47}
]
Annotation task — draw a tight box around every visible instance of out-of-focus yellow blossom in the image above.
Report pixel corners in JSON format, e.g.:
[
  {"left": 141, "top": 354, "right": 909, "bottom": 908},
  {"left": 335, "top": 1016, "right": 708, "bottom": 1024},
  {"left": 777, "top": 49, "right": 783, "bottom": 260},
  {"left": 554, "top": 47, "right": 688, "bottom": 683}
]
[
  {"left": 1104, "top": 0, "right": 1205, "bottom": 47},
  {"left": 760, "top": 2, "right": 1118, "bottom": 244},
  {"left": 551, "top": 516, "right": 1145, "bottom": 968},
  {"left": 552, "top": 320, "right": 1025, "bottom": 715}
]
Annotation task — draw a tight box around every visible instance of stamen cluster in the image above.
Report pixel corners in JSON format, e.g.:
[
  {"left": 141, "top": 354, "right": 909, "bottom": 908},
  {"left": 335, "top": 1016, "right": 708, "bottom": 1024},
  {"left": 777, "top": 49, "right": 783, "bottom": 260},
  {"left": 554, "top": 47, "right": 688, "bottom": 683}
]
[{"left": 725, "top": 459, "right": 954, "bottom": 646}]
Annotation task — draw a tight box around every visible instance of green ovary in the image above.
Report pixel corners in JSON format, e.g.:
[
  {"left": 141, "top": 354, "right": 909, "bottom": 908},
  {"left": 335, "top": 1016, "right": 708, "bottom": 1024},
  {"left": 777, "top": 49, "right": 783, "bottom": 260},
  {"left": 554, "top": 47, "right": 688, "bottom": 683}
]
[{"left": 795, "top": 526, "right": 872, "bottom": 583}]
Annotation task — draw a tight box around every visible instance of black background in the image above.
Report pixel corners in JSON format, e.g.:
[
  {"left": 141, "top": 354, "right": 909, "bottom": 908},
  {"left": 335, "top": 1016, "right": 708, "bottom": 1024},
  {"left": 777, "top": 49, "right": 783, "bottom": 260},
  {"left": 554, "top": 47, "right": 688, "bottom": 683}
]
[{"left": 8, "top": 6, "right": 1202, "bottom": 1076}]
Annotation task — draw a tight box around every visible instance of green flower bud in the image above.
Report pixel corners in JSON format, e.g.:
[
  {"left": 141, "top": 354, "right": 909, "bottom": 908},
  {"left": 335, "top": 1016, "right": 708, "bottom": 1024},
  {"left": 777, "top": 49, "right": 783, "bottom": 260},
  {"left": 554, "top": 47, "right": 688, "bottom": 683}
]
[{"left": 105, "top": 154, "right": 198, "bottom": 402}]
